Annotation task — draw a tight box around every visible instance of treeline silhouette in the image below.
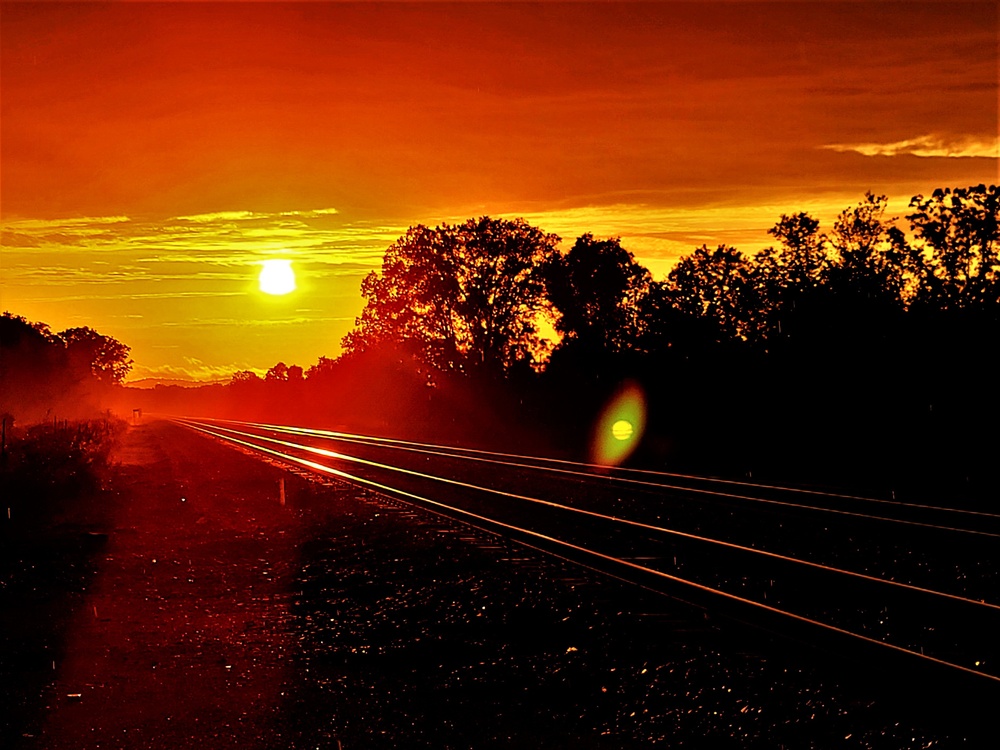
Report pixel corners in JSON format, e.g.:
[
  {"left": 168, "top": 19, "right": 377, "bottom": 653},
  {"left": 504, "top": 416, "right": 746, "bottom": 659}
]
[
  {"left": 137, "top": 185, "right": 998, "bottom": 499},
  {"left": 1, "top": 312, "right": 133, "bottom": 425},
  {"left": 19, "top": 184, "right": 998, "bottom": 499}
]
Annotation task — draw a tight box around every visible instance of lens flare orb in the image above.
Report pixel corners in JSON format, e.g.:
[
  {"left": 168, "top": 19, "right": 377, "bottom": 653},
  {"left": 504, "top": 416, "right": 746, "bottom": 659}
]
[
  {"left": 611, "top": 419, "right": 634, "bottom": 441},
  {"left": 590, "top": 380, "right": 647, "bottom": 466},
  {"left": 259, "top": 259, "right": 296, "bottom": 295}
]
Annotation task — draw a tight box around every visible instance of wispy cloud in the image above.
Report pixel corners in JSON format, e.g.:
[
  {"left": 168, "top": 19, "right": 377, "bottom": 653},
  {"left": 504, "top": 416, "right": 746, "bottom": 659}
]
[
  {"left": 159, "top": 316, "right": 354, "bottom": 328},
  {"left": 2, "top": 191, "right": 947, "bottom": 294},
  {"left": 3, "top": 216, "right": 132, "bottom": 229},
  {"left": 279, "top": 208, "right": 339, "bottom": 218},
  {"left": 821, "top": 134, "right": 999, "bottom": 159},
  {"left": 171, "top": 207, "right": 339, "bottom": 223},
  {"left": 1, "top": 208, "right": 397, "bottom": 289},
  {"left": 14, "top": 291, "right": 248, "bottom": 303},
  {"left": 173, "top": 210, "right": 260, "bottom": 223}
]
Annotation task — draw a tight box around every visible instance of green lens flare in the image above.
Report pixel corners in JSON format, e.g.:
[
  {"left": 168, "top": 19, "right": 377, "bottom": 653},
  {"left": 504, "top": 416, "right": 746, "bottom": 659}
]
[
  {"left": 590, "top": 381, "right": 647, "bottom": 466},
  {"left": 611, "top": 420, "right": 633, "bottom": 441}
]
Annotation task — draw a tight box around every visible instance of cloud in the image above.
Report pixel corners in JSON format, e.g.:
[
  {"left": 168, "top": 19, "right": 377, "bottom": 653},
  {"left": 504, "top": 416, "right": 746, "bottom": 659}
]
[
  {"left": 173, "top": 210, "right": 259, "bottom": 223},
  {"left": 159, "top": 316, "right": 354, "bottom": 328},
  {"left": 3, "top": 216, "right": 132, "bottom": 229},
  {"left": 279, "top": 208, "right": 339, "bottom": 218},
  {"left": 15, "top": 291, "right": 247, "bottom": 303},
  {"left": 821, "top": 134, "right": 999, "bottom": 159},
  {"left": 171, "top": 207, "right": 339, "bottom": 223},
  {"left": 126, "top": 361, "right": 255, "bottom": 384},
  {"left": 1, "top": 211, "right": 398, "bottom": 286},
  {"left": 0, "top": 231, "right": 42, "bottom": 248}
]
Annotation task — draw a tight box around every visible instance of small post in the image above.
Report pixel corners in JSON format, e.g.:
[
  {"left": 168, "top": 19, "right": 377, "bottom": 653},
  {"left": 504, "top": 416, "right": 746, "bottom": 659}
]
[{"left": 279, "top": 478, "right": 286, "bottom": 507}]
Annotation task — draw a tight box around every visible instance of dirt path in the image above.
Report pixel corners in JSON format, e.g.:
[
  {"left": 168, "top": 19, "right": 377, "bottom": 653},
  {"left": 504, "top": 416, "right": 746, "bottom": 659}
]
[{"left": 25, "top": 420, "right": 312, "bottom": 749}]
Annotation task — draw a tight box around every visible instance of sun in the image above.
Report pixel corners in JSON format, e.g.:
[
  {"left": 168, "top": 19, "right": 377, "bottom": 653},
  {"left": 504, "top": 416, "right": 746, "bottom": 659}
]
[{"left": 259, "top": 259, "right": 296, "bottom": 295}]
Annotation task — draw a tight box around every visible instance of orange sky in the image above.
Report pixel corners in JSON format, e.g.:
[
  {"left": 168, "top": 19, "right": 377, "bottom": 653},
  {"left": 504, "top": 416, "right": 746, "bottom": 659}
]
[{"left": 2, "top": 1, "right": 997, "bottom": 382}]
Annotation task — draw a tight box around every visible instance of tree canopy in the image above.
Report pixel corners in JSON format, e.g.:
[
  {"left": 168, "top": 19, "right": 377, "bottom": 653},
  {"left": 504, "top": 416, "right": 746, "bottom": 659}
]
[
  {"left": 197, "top": 182, "right": 998, "bottom": 494},
  {"left": 343, "top": 217, "right": 560, "bottom": 375},
  {"left": 665, "top": 244, "right": 753, "bottom": 343},
  {"left": 905, "top": 184, "right": 1000, "bottom": 311},
  {"left": 543, "top": 233, "right": 650, "bottom": 353},
  {"left": 60, "top": 326, "right": 133, "bottom": 386},
  {"left": 1, "top": 313, "right": 132, "bottom": 422},
  {"left": 335, "top": 186, "right": 998, "bottom": 369}
]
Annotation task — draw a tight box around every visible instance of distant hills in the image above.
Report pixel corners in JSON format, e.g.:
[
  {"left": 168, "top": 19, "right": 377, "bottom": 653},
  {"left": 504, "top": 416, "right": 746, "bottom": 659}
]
[{"left": 125, "top": 377, "right": 226, "bottom": 390}]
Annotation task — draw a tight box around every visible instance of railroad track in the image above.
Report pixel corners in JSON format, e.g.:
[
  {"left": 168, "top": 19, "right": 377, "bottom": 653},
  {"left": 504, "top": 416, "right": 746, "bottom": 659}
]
[{"left": 172, "top": 416, "right": 1000, "bottom": 696}]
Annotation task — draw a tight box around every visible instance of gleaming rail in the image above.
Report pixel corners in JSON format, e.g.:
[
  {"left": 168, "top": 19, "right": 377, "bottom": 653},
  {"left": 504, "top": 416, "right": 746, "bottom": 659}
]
[{"left": 173, "top": 416, "right": 1000, "bottom": 688}]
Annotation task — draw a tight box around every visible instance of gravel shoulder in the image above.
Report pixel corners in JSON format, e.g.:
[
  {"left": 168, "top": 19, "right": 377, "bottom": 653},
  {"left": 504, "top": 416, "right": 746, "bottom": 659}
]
[{"left": 2, "top": 420, "right": 985, "bottom": 749}]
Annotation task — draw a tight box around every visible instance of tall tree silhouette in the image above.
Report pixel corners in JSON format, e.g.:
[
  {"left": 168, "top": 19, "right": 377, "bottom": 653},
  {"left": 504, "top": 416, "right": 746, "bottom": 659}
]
[
  {"left": 343, "top": 217, "right": 560, "bottom": 375},
  {"left": 906, "top": 184, "right": 1000, "bottom": 311},
  {"left": 665, "top": 244, "right": 754, "bottom": 343},
  {"left": 1, "top": 313, "right": 71, "bottom": 419},
  {"left": 766, "top": 212, "right": 827, "bottom": 288},
  {"left": 58, "top": 326, "right": 132, "bottom": 386},
  {"left": 747, "top": 212, "right": 829, "bottom": 343},
  {"left": 1, "top": 314, "right": 131, "bottom": 421},
  {"left": 544, "top": 234, "right": 650, "bottom": 353},
  {"left": 826, "top": 192, "right": 907, "bottom": 306}
]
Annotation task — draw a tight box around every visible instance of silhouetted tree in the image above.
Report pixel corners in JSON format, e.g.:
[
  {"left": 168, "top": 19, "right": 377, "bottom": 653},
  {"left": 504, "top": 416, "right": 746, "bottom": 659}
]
[
  {"left": 766, "top": 211, "right": 827, "bottom": 288},
  {"left": 1, "top": 313, "right": 71, "bottom": 409},
  {"left": 58, "top": 326, "right": 132, "bottom": 386},
  {"left": 265, "top": 362, "right": 289, "bottom": 382},
  {"left": 665, "top": 244, "right": 754, "bottom": 343},
  {"left": 906, "top": 184, "right": 1000, "bottom": 311},
  {"left": 744, "top": 212, "right": 830, "bottom": 343},
  {"left": 826, "top": 192, "right": 907, "bottom": 306},
  {"left": 544, "top": 234, "right": 650, "bottom": 353},
  {"left": 230, "top": 370, "right": 261, "bottom": 385},
  {"left": 343, "top": 217, "right": 560, "bottom": 376},
  {"left": 306, "top": 356, "right": 337, "bottom": 380},
  {"left": 631, "top": 280, "right": 721, "bottom": 359},
  {"left": 1, "top": 312, "right": 60, "bottom": 352},
  {"left": 2, "top": 313, "right": 131, "bottom": 422}
]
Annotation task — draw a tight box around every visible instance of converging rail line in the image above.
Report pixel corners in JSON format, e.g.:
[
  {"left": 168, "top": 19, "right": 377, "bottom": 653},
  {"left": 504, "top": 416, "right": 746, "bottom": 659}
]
[{"left": 173, "top": 416, "right": 1000, "bottom": 690}]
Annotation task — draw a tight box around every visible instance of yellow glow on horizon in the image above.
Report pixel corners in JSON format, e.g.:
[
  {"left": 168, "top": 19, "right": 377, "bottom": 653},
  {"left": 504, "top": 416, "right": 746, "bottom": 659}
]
[
  {"left": 258, "top": 259, "right": 296, "bottom": 295},
  {"left": 0, "top": 186, "right": 975, "bottom": 382}
]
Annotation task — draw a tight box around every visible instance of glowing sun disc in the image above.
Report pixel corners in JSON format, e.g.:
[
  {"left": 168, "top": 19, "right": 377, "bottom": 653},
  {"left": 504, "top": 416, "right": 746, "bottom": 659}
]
[{"left": 259, "top": 259, "right": 296, "bottom": 295}]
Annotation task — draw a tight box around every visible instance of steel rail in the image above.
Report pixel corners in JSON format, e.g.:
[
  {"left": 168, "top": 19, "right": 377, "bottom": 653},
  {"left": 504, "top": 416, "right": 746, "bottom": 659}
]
[
  {"left": 207, "top": 417, "right": 999, "bottom": 520},
  {"left": 194, "top": 418, "right": 1000, "bottom": 538},
  {"left": 177, "top": 419, "right": 1000, "bottom": 687},
  {"left": 178, "top": 418, "right": 1000, "bottom": 611}
]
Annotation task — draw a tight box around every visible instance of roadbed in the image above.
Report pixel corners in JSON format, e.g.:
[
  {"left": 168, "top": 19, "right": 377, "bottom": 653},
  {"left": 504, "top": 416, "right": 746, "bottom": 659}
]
[{"left": 0, "top": 420, "right": 980, "bottom": 748}]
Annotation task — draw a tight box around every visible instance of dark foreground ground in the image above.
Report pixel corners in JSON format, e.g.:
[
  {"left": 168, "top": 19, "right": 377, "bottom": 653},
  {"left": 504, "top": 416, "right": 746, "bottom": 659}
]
[{"left": 0, "top": 420, "right": 991, "bottom": 748}]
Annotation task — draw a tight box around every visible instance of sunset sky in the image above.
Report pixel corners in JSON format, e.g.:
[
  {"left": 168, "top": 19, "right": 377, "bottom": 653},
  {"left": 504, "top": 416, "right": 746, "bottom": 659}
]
[{"left": 2, "top": 1, "right": 997, "bottom": 383}]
